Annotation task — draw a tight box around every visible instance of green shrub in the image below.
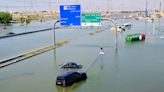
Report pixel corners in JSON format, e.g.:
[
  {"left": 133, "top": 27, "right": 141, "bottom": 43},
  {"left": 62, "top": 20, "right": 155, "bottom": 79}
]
[{"left": 0, "top": 12, "right": 12, "bottom": 24}]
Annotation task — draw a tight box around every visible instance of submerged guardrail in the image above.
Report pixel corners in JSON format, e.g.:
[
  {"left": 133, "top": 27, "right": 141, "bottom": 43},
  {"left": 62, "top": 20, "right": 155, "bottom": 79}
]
[
  {"left": 0, "top": 39, "right": 69, "bottom": 68},
  {"left": 0, "top": 27, "right": 61, "bottom": 39},
  {"left": 0, "top": 28, "right": 53, "bottom": 39}
]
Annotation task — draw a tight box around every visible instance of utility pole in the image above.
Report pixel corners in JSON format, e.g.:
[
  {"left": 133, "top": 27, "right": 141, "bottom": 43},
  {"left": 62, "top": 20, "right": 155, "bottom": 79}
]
[
  {"left": 30, "top": 0, "right": 34, "bottom": 12},
  {"left": 159, "top": 1, "right": 162, "bottom": 13},
  {"left": 49, "top": 0, "right": 53, "bottom": 13},
  {"left": 30, "top": 0, "right": 34, "bottom": 19},
  {"left": 145, "top": 0, "right": 148, "bottom": 17}
]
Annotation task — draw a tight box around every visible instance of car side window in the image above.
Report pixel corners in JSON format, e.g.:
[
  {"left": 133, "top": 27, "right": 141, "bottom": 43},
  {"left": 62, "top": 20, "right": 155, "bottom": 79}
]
[
  {"left": 72, "top": 63, "right": 76, "bottom": 66},
  {"left": 66, "top": 73, "right": 76, "bottom": 80},
  {"left": 74, "top": 72, "right": 80, "bottom": 77}
]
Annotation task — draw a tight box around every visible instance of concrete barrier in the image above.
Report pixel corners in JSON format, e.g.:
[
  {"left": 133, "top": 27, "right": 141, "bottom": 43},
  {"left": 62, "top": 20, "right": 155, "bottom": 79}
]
[{"left": 0, "top": 39, "right": 69, "bottom": 68}]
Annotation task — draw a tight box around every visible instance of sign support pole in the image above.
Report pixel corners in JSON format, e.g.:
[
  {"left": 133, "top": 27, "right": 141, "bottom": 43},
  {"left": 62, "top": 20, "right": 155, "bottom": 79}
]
[
  {"left": 53, "top": 20, "right": 60, "bottom": 49},
  {"left": 53, "top": 20, "right": 60, "bottom": 68}
]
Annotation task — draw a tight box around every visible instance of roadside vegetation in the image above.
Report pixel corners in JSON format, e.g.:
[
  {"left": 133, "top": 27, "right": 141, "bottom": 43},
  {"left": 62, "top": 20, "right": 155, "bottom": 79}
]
[
  {"left": 20, "top": 16, "right": 32, "bottom": 24},
  {"left": 0, "top": 12, "right": 12, "bottom": 24}
]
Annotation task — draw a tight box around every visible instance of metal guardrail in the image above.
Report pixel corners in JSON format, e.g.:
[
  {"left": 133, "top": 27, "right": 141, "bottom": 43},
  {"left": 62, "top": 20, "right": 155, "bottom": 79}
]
[
  {"left": 0, "top": 28, "right": 53, "bottom": 39},
  {"left": 0, "top": 45, "right": 54, "bottom": 68},
  {"left": 0, "top": 39, "right": 69, "bottom": 68}
]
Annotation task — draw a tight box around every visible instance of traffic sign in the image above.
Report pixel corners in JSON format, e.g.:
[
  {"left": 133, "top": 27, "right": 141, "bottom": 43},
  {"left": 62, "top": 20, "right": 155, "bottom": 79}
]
[
  {"left": 82, "top": 13, "right": 101, "bottom": 26},
  {"left": 60, "top": 5, "right": 81, "bottom": 26}
]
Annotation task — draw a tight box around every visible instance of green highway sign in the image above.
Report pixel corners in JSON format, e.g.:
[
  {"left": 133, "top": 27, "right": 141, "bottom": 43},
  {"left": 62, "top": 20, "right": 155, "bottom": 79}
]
[{"left": 82, "top": 13, "right": 101, "bottom": 26}]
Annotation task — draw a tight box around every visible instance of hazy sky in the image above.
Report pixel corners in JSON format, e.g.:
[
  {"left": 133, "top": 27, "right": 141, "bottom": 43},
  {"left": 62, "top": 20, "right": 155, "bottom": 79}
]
[{"left": 0, "top": 0, "right": 163, "bottom": 12}]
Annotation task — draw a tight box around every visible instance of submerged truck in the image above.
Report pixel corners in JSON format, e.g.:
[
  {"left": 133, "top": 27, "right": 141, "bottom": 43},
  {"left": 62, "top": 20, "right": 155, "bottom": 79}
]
[{"left": 125, "top": 33, "right": 145, "bottom": 42}]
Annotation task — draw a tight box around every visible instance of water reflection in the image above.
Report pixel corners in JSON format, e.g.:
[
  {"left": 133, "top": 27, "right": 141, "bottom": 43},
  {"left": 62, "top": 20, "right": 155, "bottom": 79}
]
[
  {"left": 145, "top": 20, "right": 150, "bottom": 36},
  {"left": 56, "top": 80, "right": 86, "bottom": 92},
  {"left": 125, "top": 40, "right": 145, "bottom": 45},
  {"left": 100, "top": 55, "right": 104, "bottom": 70},
  {"left": 113, "top": 52, "right": 120, "bottom": 79},
  {"left": 0, "top": 72, "right": 34, "bottom": 82},
  {"left": 152, "top": 19, "right": 155, "bottom": 36},
  {"left": 74, "top": 44, "right": 112, "bottom": 48},
  {"left": 53, "top": 48, "right": 58, "bottom": 71},
  {"left": 0, "top": 18, "right": 164, "bottom": 92},
  {"left": 113, "top": 51, "right": 120, "bottom": 92}
]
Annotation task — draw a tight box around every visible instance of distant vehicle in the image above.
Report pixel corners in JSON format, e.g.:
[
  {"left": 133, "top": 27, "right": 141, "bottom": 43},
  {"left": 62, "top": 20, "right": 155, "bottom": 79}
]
[
  {"left": 6, "top": 32, "right": 15, "bottom": 35},
  {"left": 122, "top": 23, "right": 132, "bottom": 27},
  {"left": 59, "top": 62, "right": 82, "bottom": 69},
  {"left": 117, "top": 23, "right": 132, "bottom": 32},
  {"left": 147, "top": 18, "right": 154, "bottom": 22},
  {"left": 56, "top": 71, "right": 87, "bottom": 87},
  {"left": 117, "top": 26, "right": 125, "bottom": 32},
  {"left": 125, "top": 33, "right": 145, "bottom": 42}
]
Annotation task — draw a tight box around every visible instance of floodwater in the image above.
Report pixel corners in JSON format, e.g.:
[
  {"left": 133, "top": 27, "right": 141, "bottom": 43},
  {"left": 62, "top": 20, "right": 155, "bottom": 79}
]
[
  {"left": 0, "top": 20, "right": 54, "bottom": 36},
  {"left": 0, "top": 18, "right": 164, "bottom": 92}
]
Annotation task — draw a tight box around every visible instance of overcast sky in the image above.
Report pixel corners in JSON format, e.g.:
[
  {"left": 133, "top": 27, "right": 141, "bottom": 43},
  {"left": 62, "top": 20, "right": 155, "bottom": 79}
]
[{"left": 0, "top": 0, "right": 163, "bottom": 12}]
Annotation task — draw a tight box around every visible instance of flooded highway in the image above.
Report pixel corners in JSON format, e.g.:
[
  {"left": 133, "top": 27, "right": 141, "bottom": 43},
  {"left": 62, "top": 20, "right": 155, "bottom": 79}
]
[{"left": 0, "top": 19, "right": 164, "bottom": 92}]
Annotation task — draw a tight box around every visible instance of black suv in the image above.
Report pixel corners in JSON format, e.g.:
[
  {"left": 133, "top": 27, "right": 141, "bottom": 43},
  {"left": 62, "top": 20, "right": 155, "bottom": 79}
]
[{"left": 56, "top": 71, "right": 87, "bottom": 87}]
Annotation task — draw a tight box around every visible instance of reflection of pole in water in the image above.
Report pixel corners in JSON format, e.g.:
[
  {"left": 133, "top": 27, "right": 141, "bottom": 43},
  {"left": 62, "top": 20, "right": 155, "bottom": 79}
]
[
  {"left": 53, "top": 47, "right": 58, "bottom": 70},
  {"left": 114, "top": 52, "right": 119, "bottom": 78},
  {"left": 145, "top": 19, "right": 148, "bottom": 34},
  {"left": 101, "top": 54, "right": 103, "bottom": 62},
  {"left": 100, "top": 55, "right": 104, "bottom": 69},
  {"left": 62, "top": 87, "right": 66, "bottom": 92},
  {"left": 113, "top": 51, "right": 120, "bottom": 92}
]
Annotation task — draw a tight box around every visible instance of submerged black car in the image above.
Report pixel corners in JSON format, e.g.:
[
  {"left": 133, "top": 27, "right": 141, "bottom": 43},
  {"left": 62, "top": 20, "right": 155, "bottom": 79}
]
[
  {"left": 56, "top": 71, "right": 87, "bottom": 87},
  {"left": 59, "top": 62, "right": 82, "bottom": 69}
]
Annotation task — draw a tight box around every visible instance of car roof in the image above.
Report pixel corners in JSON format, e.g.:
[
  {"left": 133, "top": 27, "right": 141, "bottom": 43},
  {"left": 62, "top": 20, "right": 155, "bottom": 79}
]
[
  {"left": 57, "top": 71, "right": 78, "bottom": 78},
  {"left": 64, "top": 62, "right": 77, "bottom": 65}
]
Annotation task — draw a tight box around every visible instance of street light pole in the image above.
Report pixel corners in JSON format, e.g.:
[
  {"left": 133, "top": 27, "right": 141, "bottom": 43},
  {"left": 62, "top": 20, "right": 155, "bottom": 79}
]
[
  {"left": 109, "top": 19, "right": 118, "bottom": 52},
  {"left": 53, "top": 20, "right": 60, "bottom": 69},
  {"left": 53, "top": 20, "right": 60, "bottom": 49}
]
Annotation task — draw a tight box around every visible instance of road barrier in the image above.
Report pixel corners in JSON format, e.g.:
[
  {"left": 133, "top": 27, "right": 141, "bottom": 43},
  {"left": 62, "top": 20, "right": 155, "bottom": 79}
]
[
  {"left": 0, "top": 39, "right": 69, "bottom": 68},
  {"left": 89, "top": 30, "right": 104, "bottom": 35},
  {"left": 0, "top": 28, "right": 53, "bottom": 39}
]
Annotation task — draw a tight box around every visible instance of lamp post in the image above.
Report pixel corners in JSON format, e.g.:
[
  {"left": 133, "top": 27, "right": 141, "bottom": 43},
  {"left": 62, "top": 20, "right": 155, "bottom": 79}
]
[
  {"left": 109, "top": 19, "right": 118, "bottom": 52},
  {"left": 53, "top": 20, "right": 60, "bottom": 56},
  {"left": 53, "top": 20, "right": 60, "bottom": 69},
  {"left": 53, "top": 20, "right": 60, "bottom": 49}
]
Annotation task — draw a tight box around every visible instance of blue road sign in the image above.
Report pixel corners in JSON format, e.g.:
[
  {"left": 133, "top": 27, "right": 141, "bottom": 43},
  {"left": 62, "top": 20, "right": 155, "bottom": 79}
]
[{"left": 60, "top": 5, "right": 81, "bottom": 26}]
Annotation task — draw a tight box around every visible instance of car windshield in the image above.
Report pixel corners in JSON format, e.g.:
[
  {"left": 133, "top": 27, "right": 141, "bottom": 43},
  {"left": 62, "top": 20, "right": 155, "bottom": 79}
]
[{"left": 70, "top": 62, "right": 76, "bottom": 65}]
